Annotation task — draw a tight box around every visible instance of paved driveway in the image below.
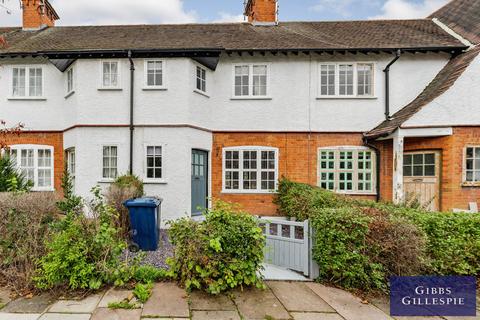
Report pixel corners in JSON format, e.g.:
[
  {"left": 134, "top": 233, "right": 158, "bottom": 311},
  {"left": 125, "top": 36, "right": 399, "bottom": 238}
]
[{"left": 0, "top": 281, "right": 478, "bottom": 320}]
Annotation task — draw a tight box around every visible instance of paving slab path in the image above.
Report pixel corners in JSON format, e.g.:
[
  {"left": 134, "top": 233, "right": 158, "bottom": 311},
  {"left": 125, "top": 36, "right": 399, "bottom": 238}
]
[{"left": 0, "top": 281, "right": 477, "bottom": 320}]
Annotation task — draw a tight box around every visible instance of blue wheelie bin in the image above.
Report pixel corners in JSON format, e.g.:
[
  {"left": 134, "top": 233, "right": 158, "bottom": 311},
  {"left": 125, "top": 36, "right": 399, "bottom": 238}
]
[{"left": 123, "top": 198, "right": 162, "bottom": 251}]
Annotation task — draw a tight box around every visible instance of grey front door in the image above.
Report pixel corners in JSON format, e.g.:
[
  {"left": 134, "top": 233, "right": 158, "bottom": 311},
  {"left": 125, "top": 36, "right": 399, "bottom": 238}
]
[{"left": 191, "top": 149, "right": 208, "bottom": 216}]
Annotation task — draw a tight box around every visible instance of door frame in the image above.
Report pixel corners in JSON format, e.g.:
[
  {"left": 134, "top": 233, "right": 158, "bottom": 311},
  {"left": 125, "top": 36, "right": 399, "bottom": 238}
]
[
  {"left": 403, "top": 149, "right": 442, "bottom": 211},
  {"left": 191, "top": 148, "right": 209, "bottom": 216}
]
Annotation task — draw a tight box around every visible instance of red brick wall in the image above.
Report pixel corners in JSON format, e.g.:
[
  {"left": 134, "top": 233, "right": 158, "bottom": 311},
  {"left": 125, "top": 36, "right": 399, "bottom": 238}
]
[
  {"left": 3, "top": 132, "right": 64, "bottom": 192},
  {"left": 212, "top": 132, "right": 376, "bottom": 215},
  {"left": 375, "top": 127, "right": 480, "bottom": 211},
  {"left": 22, "top": 0, "right": 56, "bottom": 29},
  {"left": 246, "top": 0, "right": 277, "bottom": 23}
]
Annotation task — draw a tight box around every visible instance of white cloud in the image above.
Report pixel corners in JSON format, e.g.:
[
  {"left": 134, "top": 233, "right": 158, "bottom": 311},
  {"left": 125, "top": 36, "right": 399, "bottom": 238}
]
[
  {"left": 370, "top": 0, "right": 448, "bottom": 19},
  {"left": 0, "top": 0, "right": 197, "bottom": 27},
  {"left": 213, "top": 12, "right": 245, "bottom": 23}
]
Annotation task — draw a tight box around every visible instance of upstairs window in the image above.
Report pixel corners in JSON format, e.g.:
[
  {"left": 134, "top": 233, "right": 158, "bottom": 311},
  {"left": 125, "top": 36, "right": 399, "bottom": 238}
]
[
  {"left": 12, "top": 66, "right": 43, "bottom": 98},
  {"left": 234, "top": 64, "right": 269, "bottom": 98},
  {"left": 318, "top": 63, "right": 374, "bottom": 98},
  {"left": 102, "top": 61, "right": 120, "bottom": 88},
  {"left": 145, "top": 60, "right": 164, "bottom": 88},
  {"left": 66, "top": 67, "right": 74, "bottom": 95},
  {"left": 223, "top": 147, "right": 278, "bottom": 193},
  {"left": 196, "top": 66, "right": 206, "bottom": 93},
  {"left": 9, "top": 145, "right": 54, "bottom": 191},
  {"left": 318, "top": 147, "right": 376, "bottom": 194},
  {"left": 465, "top": 147, "right": 480, "bottom": 183},
  {"left": 102, "top": 146, "right": 118, "bottom": 179}
]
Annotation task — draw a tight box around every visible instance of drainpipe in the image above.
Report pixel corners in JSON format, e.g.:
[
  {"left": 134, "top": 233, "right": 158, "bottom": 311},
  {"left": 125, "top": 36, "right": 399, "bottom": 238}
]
[
  {"left": 383, "top": 49, "right": 401, "bottom": 120},
  {"left": 128, "top": 50, "right": 135, "bottom": 175},
  {"left": 363, "top": 135, "right": 381, "bottom": 202}
]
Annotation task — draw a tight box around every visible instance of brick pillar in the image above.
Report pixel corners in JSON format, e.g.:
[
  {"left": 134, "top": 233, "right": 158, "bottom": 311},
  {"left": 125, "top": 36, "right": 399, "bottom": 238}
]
[
  {"left": 244, "top": 0, "right": 278, "bottom": 24},
  {"left": 21, "top": 0, "right": 59, "bottom": 30}
]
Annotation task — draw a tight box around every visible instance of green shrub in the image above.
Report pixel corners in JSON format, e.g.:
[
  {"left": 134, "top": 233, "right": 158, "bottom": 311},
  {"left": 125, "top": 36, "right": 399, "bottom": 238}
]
[
  {"left": 0, "top": 156, "right": 32, "bottom": 192},
  {"left": 35, "top": 187, "right": 127, "bottom": 290},
  {"left": 113, "top": 175, "right": 144, "bottom": 198},
  {"left": 167, "top": 201, "right": 265, "bottom": 294},
  {"left": 56, "top": 168, "right": 83, "bottom": 215},
  {"left": 133, "top": 265, "right": 168, "bottom": 283},
  {"left": 312, "top": 207, "right": 385, "bottom": 290},
  {"left": 133, "top": 282, "right": 153, "bottom": 303},
  {"left": 0, "top": 192, "right": 60, "bottom": 291}
]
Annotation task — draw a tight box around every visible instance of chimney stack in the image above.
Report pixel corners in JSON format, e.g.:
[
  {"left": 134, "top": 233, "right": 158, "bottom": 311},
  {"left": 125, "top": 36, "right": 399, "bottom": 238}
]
[
  {"left": 244, "top": 0, "right": 278, "bottom": 25},
  {"left": 21, "top": 0, "right": 59, "bottom": 30}
]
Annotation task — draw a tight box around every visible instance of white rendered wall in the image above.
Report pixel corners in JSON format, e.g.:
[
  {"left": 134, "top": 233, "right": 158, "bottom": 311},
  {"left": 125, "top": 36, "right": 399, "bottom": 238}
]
[
  {"left": 404, "top": 53, "right": 480, "bottom": 127},
  {"left": 64, "top": 126, "right": 212, "bottom": 225}
]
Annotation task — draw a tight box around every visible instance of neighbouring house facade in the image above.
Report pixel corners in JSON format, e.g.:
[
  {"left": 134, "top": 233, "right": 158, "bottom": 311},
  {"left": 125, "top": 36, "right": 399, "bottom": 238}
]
[{"left": 0, "top": 0, "right": 479, "bottom": 222}]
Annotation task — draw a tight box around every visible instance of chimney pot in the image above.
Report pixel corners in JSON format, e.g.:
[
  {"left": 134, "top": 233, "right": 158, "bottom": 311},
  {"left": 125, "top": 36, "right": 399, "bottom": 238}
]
[
  {"left": 21, "top": 0, "right": 60, "bottom": 30},
  {"left": 244, "top": 0, "right": 278, "bottom": 25}
]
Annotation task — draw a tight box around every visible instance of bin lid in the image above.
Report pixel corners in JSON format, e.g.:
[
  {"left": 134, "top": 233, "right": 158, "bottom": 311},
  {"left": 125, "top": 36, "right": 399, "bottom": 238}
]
[{"left": 123, "top": 197, "right": 162, "bottom": 208}]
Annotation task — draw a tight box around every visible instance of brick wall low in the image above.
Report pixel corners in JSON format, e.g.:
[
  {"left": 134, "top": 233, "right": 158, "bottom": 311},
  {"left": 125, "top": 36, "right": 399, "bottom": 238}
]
[
  {"left": 212, "top": 132, "right": 376, "bottom": 215},
  {"left": 3, "top": 132, "right": 64, "bottom": 192},
  {"left": 375, "top": 127, "right": 480, "bottom": 211}
]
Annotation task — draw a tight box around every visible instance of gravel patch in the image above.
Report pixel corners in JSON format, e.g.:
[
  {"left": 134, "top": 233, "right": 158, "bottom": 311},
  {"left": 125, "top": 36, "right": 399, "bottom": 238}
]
[{"left": 122, "top": 230, "right": 174, "bottom": 269}]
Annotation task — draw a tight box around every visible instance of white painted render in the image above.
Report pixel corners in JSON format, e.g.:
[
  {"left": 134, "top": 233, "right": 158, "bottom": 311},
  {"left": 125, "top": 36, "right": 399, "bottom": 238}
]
[
  {"left": 404, "top": 51, "right": 480, "bottom": 128},
  {"left": 64, "top": 126, "right": 212, "bottom": 225},
  {"left": 0, "top": 53, "right": 449, "bottom": 132}
]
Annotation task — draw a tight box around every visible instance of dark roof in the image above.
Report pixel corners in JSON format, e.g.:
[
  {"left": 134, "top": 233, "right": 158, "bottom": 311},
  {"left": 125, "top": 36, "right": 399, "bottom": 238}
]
[
  {"left": 429, "top": 0, "right": 480, "bottom": 44},
  {"left": 0, "top": 19, "right": 466, "bottom": 55},
  {"left": 366, "top": 45, "right": 480, "bottom": 138}
]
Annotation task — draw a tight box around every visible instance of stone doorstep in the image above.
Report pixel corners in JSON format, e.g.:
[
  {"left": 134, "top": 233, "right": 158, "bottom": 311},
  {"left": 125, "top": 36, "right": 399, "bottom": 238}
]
[
  {"left": 48, "top": 294, "right": 103, "bottom": 314},
  {"left": 267, "top": 281, "right": 335, "bottom": 313}
]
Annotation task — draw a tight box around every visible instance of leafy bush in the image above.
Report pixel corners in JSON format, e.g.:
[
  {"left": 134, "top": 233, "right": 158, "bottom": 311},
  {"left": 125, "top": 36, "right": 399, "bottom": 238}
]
[
  {"left": 56, "top": 169, "right": 83, "bottom": 214},
  {"left": 133, "top": 265, "right": 168, "bottom": 283},
  {"left": 0, "top": 192, "right": 60, "bottom": 292},
  {"left": 0, "top": 156, "right": 32, "bottom": 192},
  {"left": 167, "top": 201, "right": 265, "bottom": 294},
  {"left": 35, "top": 187, "right": 127, "bottom": 290},
  {"left": 133, "top": 282, "right": 153, "bottom": 303},
  {"left": 106, "top": 175, "right": 144, "bottom": 238}
]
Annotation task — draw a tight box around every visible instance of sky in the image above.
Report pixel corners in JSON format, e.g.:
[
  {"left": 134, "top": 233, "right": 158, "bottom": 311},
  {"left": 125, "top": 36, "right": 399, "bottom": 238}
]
[{"left": 0, "top": 0, "right": 448, "bottom": 27}]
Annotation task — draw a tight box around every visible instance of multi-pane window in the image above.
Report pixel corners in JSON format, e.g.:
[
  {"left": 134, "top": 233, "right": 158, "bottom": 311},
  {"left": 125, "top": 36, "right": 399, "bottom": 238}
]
[
  {"left": 12, "top": 66, "right": 43, "bottom": 97},
  {"left": 146, "top": 60, "right": 163, "bottom": 87},
  {"left": 196, "top": 66, "right": 206, "bottom": 92},
  {"left": 223, "top": 147, "right": 278, "bottom": 192},
  {"left": 403, "top": 153, "right": 435, "bottom": 177},
  {"left": 102, "top": 146, "right": 118, "bottom": 179},
  {"left": 146, "top": 146, "right": 162, "bottom": 179},
  {"left": 234, "top": 64, "right": 268, "bottom": 97},
  {"left": 465, "top": 147, "right": 480, "bottom": 183},
  {"left": 318, "top": 148, "right": 375, "bottom": 194},
  {"left": 102, "top": 61, "right": 119, "bottom": 88},
  {"left": 9, "top": 146, "right": 54, "bottom": 190},
  {"left": 319, "top": 62, "right": 374, "bottom": 97},
  {"left": 66, "top": 148, "right": 75, "bottom": 178},
  {"left": 66, "top": 67, "right": 74, "bottom": 94}
]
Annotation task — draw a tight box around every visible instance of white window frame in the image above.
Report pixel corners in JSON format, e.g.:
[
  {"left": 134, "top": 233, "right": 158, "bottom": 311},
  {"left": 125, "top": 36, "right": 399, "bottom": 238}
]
[
  {"left": 144, "top": 145, "right": 166, "bottom": 183},
  {"left": 10, "top": 65, "right": 45, "bottom": 99},
  {"left": 318, "top": 146, "right": 376, "bottom": 195},
  {"left": 143, "top": 59, "right": 167, "bottom": 90},
  {"left": 9, "top": 144, "right": 54, "bottom": 191},
  {"left": 317, "top": 62, "right": 375, "bottom": 98},
  {"left": 102, "top": 145, "right": 118, "bottom": 180},
  {"left": 232, "top": 64, "right": 271, "bottom": 99},
  {"left": 222, "top": 146, "right": 279, "bottom": 194},
  {"left": 65, "top": 66, "right": 75, "bottom": 97},
  {"left": 99, "top": 60, "right": 121, "bottom": 90},
  {"left": 195, "top": 65, "right": 207, "bottom": 93},
  {"left": 463, "top": 145, "right": 480, "bottom": 185},
  {"left": 66, "top": 148, "right": 75, "bottom": 179}
]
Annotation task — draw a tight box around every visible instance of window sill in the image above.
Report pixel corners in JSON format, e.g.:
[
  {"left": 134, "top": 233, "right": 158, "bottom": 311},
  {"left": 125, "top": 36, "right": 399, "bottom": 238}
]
[
  {"left": 32, "top": 187, "right": 55, "bottom": 192},
  {"left": 65, "top": 91, "right": 75, "bottom": 99},
  {"left": 7, "top": 97, "right": 47, "bottom": 101},
  {"left": 316, "top": 96, "right": 377, "bottom": 100},
  {"left": 462, "top": 182, "right": 480, "bottom": 188},
  {"left": 334, "top": 191, "right": 377, "bottom": 196},
  {"left": 221, "top": 190, "right": 277, "bottom": 195},
  {"left": 193, "top": 89, "right": 210, "bottom": 98},
  {"left": 142, "top": 87, "right": 167, "bottom": 91},
  {"left": 98, "top": 88, "right": 123, "bottom": 91},
  {"left": 230, "top": 96, "right": 272, "bottom": 101},
  {"left": 98, "top": 179, "right": 115, "bottom": 184},
  {"left": 143, "top": 179, "right": 168, "bottom": 185}
]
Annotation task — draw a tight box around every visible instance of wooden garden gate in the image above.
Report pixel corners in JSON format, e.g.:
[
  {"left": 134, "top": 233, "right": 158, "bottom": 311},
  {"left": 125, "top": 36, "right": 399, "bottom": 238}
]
[{"left": 258, "top": 218, "right": 318, "bottom": 278}]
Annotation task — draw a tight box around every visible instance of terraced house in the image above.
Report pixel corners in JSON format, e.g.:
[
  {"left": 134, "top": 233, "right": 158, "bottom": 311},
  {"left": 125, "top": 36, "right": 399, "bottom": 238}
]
[{"left": 1, "top": 0, "right": 479, "bottom": 222}]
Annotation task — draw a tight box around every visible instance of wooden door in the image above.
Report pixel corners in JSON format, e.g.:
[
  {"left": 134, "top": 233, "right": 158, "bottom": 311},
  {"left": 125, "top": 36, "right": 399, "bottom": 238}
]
[
  {"left": 191, "top": 149, "right": 208, "bottom": 216},
  {"left": 403, "top": 151, "right": 441, "bottom": 211}
]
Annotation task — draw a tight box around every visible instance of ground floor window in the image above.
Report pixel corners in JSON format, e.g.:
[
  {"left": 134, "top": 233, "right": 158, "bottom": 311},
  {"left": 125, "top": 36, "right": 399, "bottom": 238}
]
[
  {"left": 145, "top": 146, "right": 162, "bottom": 180},
  {"left": 9, "top": 145, "right": 54, "bottom": 191},
  {"left": 223, "top": 146, "right": 278, "bottom": 193},
  {"left": 318, "top": 147, "right": 375, "bottom": 194},
  {"left": 102, "top": 146, "right": 118, "bottom": 179},
  {"left": 465, "top": 146, "right": 480, "bottom": 183},
  {"left": 66, "top": 148, "right": 75, "bottom": 179}
]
